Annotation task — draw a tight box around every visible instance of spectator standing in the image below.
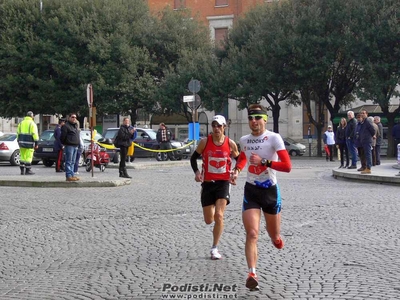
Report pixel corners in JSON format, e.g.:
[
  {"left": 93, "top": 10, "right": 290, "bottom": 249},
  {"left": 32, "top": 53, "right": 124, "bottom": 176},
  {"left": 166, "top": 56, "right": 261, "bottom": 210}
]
[
  {"left": 115, "top": 117, "right": 136, "bottom": 178},
  {"left": 17, "top": 111, "right": 39, "bottom": 175},
  {"left": 61, "top": 113, "right": 80, "bottom": 181},
  {"left": 345, "top": 111, "right": 358, "bottom": 169},
  {"left": 392, "top": 121, "right": 400, "bottom": 158},
  {"left": 323, "top": 125, "right": 335, "bottom": 162},
  {"left": 369, "top": 116, "right": 379, "bottom": 166},
  {"left": 156, "top": 123, "right": 175, "bottom": 161},
  {"left": 74, "top": 129, "right": 84, "bottom": 175},
  {"left": 354, "top": 113, "right": 366, "bottom": 171},
  {"left": 374, "top": 116, "right": 383, "bottom": 165},
  {"left": 335, "top": 118, "right": 349, "bottom": 168},
  {"left": 358, "top": 110, "right": 375, "bottom": 174},
  {"left": 54, "top": 118, "right": 66, "bottom": 172}
]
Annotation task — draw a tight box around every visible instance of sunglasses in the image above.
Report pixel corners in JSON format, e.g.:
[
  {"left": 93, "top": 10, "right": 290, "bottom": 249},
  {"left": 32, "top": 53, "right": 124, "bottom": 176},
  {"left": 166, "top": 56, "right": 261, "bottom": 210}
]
[
  {"left": 212, "top": 124, "right": 223, "bottom": 128},
  {"left": 248, "top": 115, "right": 264, "bottom": 121},
  {"left": 70, "top": 116, "right": 77, "bottom": 119}
]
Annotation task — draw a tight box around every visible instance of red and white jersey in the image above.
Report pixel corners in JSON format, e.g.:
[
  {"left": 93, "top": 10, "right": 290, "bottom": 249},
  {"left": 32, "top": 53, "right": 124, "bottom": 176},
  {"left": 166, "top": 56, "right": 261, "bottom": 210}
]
[
  {"left": 239, "top": 130, "right": 285, "bottom": 185},
  {"left": 202, "top": 135, "right": 232, "bottom": 181}
]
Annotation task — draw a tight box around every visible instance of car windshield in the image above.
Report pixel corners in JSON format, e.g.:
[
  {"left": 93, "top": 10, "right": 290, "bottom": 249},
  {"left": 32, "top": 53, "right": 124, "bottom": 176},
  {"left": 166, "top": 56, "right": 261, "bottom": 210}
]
[
  {"left": 80, "top": 131, "right": 103, "bottom": 142},
  {"left": 103, "top": 129, "right": 118, "bottom": 139},
  {"left": 285, "top": 137, "right": 297, "bottom": 144},
  {"left": 0, "top": 134, "right": 16, "bottom": 141},
  {"left": 39, "top": 131, "right": 55, "bottom": 141},
  {"left": 143, "top": 129, "right": 157, "bottom": 140}
]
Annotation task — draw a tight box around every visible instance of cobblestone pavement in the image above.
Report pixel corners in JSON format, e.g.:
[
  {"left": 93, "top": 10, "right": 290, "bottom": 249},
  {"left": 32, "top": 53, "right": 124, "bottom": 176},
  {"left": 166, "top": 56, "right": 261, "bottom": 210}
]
[{"left": 0, "top": 158, "right": 399, "bottom": 300}]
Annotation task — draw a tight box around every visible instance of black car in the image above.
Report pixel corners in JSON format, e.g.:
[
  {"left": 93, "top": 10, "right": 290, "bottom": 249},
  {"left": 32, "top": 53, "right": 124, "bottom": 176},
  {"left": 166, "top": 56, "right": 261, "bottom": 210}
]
[
  {"left": 34, "top": 130, "right": 118, "bottom": 167},
  {"left": 103, "top": 127, "right": 192, "bottom": 161}
]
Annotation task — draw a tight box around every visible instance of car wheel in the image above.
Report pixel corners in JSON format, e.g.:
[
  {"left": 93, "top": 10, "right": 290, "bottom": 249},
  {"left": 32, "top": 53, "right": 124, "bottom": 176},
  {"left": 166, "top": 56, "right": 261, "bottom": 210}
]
[
  {"left": 78, "top": 153, "right": 84, "bottom": 167},
  {"left": 43, "top": 159, "right": 54, "bottom": 167},
  {"left": 155, "top": 152, "right": 163, "bottom": 161},
  {"left": 289, "top": 150, "right": 298, "bottom": 157},
  {"left": 10, "top": 150, "right": 20, "bottom": 166}
]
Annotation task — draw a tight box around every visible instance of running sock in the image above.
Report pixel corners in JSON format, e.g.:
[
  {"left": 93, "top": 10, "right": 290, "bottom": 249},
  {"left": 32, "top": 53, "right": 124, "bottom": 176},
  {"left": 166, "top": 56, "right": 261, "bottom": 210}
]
[{"left": 249, "top": 268, "right": 256, "bottom": 274}]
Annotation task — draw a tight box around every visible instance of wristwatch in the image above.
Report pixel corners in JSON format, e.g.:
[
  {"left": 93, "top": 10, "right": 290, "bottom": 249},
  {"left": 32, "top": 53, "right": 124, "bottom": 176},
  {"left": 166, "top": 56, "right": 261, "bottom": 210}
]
[{"left": 261, "top": 158, "right": 268, "bottom": 166}]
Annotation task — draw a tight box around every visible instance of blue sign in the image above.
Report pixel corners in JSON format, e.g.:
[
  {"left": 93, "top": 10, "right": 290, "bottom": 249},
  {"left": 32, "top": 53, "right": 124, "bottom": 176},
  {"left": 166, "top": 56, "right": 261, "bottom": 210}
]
[{"left": 188, "top": 123, "right": 200, "bottom": 140}]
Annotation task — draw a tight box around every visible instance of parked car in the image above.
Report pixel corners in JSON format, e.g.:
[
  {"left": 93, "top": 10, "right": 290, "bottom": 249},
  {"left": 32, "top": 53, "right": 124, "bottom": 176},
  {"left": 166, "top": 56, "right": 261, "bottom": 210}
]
[
  {"left": 34, "top": 130, "right": 118, "bottom": 167},
  {"left": 103, "top": 127, "right": 192, "bottom": 160},
  {"left": 283, "top": 137, "right": 306, "bottom": 156},
  {"left": 0, "top": 133, "right": 40, "bottom": 166}
]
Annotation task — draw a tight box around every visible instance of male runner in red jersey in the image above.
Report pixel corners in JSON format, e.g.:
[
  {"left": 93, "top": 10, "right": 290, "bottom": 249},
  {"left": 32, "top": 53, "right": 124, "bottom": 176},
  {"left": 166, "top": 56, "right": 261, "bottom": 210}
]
[
  {"left": 232, "top": 104, "right": 292, "bottom": 290},
  {"left": 190, "top": 115, "right": 240, "bottom": 260}
]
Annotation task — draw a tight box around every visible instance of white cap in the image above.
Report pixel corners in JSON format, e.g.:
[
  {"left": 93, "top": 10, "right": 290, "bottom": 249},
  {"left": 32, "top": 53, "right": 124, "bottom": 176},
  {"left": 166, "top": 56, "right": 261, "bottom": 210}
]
[{"left": 212, "top": 115, "right": 226, "bottom": 125}]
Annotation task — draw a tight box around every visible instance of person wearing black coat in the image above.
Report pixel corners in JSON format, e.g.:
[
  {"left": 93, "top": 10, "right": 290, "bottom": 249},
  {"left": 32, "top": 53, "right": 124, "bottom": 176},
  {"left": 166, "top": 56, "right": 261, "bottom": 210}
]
[
  {"left": 358, "top": 110, "right": 376, "bottom": 174},
  {"left": 115, "top": 117, "right": 136, "bottom": 178},
  {"left": 335, "top": 117, "right": 349, "bottom": 168}
]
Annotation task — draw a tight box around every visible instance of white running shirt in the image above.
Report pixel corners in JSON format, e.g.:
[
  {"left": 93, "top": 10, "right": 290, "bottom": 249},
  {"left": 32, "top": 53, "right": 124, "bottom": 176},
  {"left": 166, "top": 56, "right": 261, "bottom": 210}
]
[{"left": 239, "top": 130, "right": 285, "bottom": 185}]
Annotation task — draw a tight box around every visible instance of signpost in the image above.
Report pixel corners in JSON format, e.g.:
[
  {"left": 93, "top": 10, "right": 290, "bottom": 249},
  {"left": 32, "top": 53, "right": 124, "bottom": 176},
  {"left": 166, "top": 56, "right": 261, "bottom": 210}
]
[
  {"left": 187, "top": 79, "right": 202, "bottom": 148},
  {"left": 87, "top": 84, "right": 94, "bottom": 177}
]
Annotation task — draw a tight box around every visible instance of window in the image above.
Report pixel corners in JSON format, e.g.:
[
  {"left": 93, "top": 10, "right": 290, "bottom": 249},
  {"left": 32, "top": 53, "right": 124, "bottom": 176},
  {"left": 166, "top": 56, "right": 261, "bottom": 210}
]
[
  {"left": 174, "top": 0, "right": 186, "bottom": 9},
  {"left": 214, "top": 27, "right": 228, "bottom": 48},
  {"left": 215, "top": 0, "right": 228, "bottom": 6}
]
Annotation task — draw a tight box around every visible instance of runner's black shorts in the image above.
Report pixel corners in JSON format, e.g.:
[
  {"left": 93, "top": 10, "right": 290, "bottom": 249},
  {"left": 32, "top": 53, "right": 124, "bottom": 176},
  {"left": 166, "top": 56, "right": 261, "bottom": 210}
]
[
  {"left": 201, "top": 180, "right": 231, "bottom": 207},
  {"left": 242, "top": 182, "right": 281, "bottom": 214}
]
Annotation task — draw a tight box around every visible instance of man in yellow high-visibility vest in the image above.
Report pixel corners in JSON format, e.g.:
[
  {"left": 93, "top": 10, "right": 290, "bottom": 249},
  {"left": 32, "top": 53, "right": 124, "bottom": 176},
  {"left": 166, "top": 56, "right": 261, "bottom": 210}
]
[{"left": 17, "top": 111, "right": 39, "bottom": 175}]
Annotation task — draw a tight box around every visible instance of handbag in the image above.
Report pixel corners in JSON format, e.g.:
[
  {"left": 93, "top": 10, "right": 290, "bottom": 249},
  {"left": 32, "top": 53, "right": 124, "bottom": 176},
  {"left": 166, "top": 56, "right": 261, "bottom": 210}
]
[{"left": 113, "top": 136, "right": 119, "bottom": 148}]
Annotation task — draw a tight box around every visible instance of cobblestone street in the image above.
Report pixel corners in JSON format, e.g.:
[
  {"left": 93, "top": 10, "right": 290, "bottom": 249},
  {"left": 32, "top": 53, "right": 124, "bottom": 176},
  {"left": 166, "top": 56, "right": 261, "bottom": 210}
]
[{"left": 0, "top": 158, "right": 399, "bottom": 299}]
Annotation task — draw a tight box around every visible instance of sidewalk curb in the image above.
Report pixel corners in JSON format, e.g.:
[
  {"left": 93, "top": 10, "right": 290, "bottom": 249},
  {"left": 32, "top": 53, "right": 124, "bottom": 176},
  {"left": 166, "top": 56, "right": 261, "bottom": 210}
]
[
  {"left": 332, "top": 163, "right": 400, "bottom": 185},
  {"left": 0, "top": 177, "right": 131, "bottom": 188}
]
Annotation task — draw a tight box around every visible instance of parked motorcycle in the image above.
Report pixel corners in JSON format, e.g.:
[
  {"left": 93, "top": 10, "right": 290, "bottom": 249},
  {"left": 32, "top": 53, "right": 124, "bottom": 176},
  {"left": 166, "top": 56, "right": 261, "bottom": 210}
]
[{"left": 85, "top": 142, "right": 110, "bottom": 172}]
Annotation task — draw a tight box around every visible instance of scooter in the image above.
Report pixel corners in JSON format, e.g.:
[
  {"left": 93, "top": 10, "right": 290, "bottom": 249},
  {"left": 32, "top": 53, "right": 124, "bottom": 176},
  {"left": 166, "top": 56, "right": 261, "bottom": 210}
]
[{"left": 85, "top": 142, "right": 110, "bottom": 172}]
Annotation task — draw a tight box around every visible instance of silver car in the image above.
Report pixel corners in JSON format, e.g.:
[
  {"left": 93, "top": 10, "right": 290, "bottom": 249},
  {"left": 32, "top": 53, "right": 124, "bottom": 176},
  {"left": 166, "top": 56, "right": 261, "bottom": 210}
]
[{"left": 0, "top": 133, "right": 40, "bottom": 166}]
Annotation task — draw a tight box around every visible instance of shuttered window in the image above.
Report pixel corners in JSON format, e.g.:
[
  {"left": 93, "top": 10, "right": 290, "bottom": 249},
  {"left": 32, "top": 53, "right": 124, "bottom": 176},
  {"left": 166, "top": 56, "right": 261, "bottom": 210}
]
[
  {"left": 215, "top": 0, "right": 228, "bottom": 6},
  {"left": 174, "top": 0, "right": 186, "bottom": 9},
  {"left": 215, "top": 28, "right": 228, "bottom": 48}
]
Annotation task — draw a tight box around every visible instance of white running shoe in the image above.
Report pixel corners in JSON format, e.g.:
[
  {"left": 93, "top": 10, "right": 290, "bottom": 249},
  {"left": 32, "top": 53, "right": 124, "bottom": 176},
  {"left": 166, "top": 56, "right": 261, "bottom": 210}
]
[{"left": 210, "top": 248, "right": 222, "bottom": 260}]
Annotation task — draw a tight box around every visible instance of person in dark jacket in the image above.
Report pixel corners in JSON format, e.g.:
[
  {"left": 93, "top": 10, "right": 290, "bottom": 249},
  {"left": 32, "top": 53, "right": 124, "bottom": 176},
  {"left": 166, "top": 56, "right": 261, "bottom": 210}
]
[
  {"left": 335, "top": 117, "right": 349, "bottom": 168},
  {"left": 156, "top": 123, "right": 176, "bottom": 161},
  {"left": 345, "top": 111, "right": 357, "bottom": 169},
  {"left": 374, "top": 116, "right": 383, "bottom": 165},
  {"left": 115, "top": 117, "right": 136, "bottom": 178},
  {"left": 354, "top": 113, "right": 365, "bottom": 171},
  {"left": 60, "top": 113, "right": 81, "bottom": 181},
  {"left": 358, "top": 110, "right": 375, "bottom": 174},
  {"left": 54, "top": 118, "right": 65, "bottom": 172}
]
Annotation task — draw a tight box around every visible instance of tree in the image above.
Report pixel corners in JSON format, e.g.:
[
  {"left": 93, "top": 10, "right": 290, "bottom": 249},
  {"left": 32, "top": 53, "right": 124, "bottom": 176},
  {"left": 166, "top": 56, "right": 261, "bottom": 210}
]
[{"left": 353, "top": 0, "right": 400, "bottom": 156}]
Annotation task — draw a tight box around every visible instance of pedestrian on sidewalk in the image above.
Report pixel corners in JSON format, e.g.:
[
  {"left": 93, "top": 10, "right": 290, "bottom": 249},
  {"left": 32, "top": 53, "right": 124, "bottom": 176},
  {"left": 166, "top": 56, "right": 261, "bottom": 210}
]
[
  {"left": 323, "top": 125, "right": 335, "bottom": 162},
  {"left": 231, "top": 104, "right": 292, "bottom": 291},
  {"left": 54, "top": 118, "right": 66, "bottom": 172},
  {"left": 115, "top": 117, "right": 136, "bottom": 178},
  {"left": 345, "top": 111, "right": 358, "bottom": 169},
  {"left": 17, "top": 111, "right": 39, "bottom": 175},
  {"left": 156, "top": 123, "right": 175, "bottom": 161},
  {"left": 335, "top": 118, "right": 349, "bottom": 168},
  {"left": 374, "top": 116, "right": 383, "bottom": 165},
  {"left": 190, "top": 115, "right": 240, "bottom": 260},
  {"left": 358, "top": 110, "right": 375, "bottom": 174},
  {"left": 61, "top": 113, "right": 80, "bottom": 182}
]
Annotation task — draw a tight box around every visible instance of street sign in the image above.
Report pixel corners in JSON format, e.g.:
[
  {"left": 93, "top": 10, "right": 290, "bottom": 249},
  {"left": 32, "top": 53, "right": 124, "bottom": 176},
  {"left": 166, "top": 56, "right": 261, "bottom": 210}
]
[
  {"left": 188, "top": 79, "right": 201, "bottom": 93},
  {"left": 183, "top": 95, "right": 194, "bottom": 102}
]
